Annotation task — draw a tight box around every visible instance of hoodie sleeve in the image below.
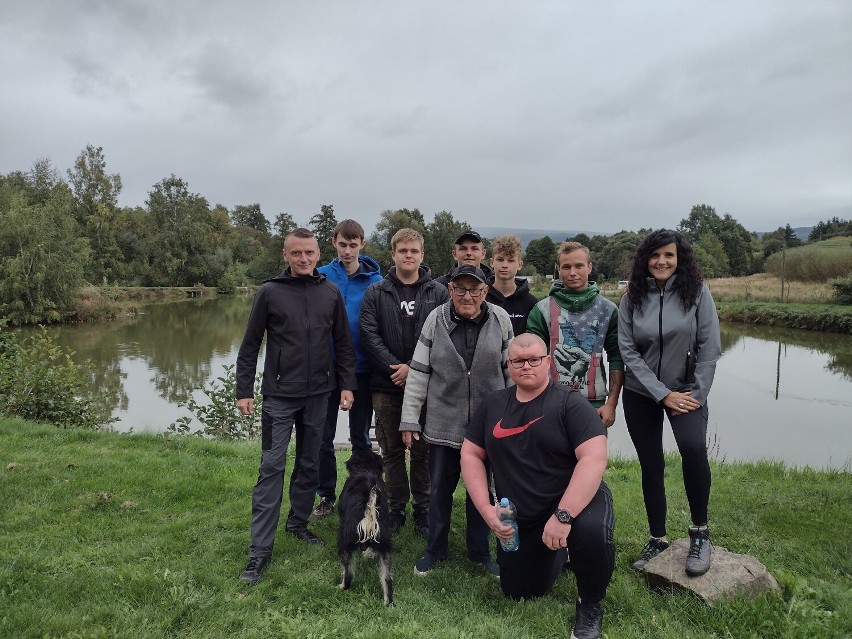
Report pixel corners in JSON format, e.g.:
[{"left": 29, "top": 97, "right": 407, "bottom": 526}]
[
  {"left": 525, "top": 300, "right": 548, "bottom": 343},
  {"left": 691, "top": 284, "right": 721, "bottom": 405},
  {"left": 604, "top": 307, "right": 624, "bottom": 371},
  {"left": 618, "top": 294, "right": 671, "bottom": 402},
  {"left": 331, "top": 287, "right": 357, "bottom": 391}
]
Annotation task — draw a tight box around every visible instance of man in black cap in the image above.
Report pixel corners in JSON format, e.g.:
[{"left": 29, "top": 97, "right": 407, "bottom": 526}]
[
  {"left": 400, "top": 264, "right": 514, "bottom": 577},
  {"left": 434, "top": 230, "right": 493, "bottom": 288}
]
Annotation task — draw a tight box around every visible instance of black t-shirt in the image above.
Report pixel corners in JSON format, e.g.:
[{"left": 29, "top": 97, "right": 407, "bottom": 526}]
[
  {"left": 465, "top": 382, "right": 606, "bottom": 527},
  {"left": 394, "top": 279, "right": 419, "bottom": 357}
]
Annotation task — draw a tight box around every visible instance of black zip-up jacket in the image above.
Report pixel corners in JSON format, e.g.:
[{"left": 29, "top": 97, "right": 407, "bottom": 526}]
[
  {"left": 236, "top": 268, "right": 356, "bottom": 400},
  {"left": 485, "top": 276, "right": 538, "bottom": 335},
  {"left": 360, "top": 266, "right": 450, "bottom": 394}
]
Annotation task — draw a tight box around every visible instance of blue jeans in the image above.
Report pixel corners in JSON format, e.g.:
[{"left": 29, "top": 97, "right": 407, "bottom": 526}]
[
  {"left": 250, "top": 393, "right": 329, "bottom": 557},
  {"left": 316, "top": 373, "right": 373, "bottom": 500}
]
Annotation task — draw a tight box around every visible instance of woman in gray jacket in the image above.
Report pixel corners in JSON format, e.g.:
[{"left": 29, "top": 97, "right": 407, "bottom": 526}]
[{"left": 618, "top": 229, "right": 721, "bottom": 577}]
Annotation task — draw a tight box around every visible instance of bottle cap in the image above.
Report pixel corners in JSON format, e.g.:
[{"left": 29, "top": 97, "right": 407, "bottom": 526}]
[{"left": 500, "top": 497, "right": 509, "bottom": 507}]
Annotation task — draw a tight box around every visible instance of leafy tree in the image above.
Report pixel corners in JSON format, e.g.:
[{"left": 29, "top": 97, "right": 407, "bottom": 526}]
[
  {"left": 424, "top": 210, "right": 470, "bottom": 276},
  {"left": 0, "top": 163, "right": 90, "bottom": 324},
  {"left": 367, "top": 208, "right": 428, "bottom": 272},
  {"left": 695, "top": 233, "right": 730, "bottom": 278},
  {"left": 594, "top": 230, "right": 643, "bottom": 281},
  {"left": 231, "top": 203, "right": 270, "bottom": 234},
  {"left": 524, "top": 236, "right": 557, "bottom": 276},
  {"left": 762, "top": 237, "right": 784, "bottom": 259},
  {"left": 273, "top": 212, "right": 298, "bottom": 238},
  {"left": 309, "top": 204, "right": 338, "bottom": 265},
  {"left": 678, "top": 204, "right": 751, "bottom": 276},
  {"left": 808, "top": 217, "right": 852, "bottom": 242},
  {"left": 143, "top": 175, "right": 215, "bottom": 286}
]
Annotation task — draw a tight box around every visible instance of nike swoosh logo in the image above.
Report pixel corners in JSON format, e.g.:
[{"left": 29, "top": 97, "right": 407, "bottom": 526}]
[{"left": 492, "top": 416, "right": 543, "bottom": 438}]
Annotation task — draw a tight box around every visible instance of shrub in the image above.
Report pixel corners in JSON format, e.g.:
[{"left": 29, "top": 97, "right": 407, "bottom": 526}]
[
  {"left": 168, "top": 364, "right": 262, "bottom": 440},
  {"left": 763, "top": 236, "right": 852, "bottom": 281},
  {"left": 0, "top": 322, "right": 116, "bottom": 429},
  {"left": 829, "top": 273, "right": 852, "bottom": 305}
]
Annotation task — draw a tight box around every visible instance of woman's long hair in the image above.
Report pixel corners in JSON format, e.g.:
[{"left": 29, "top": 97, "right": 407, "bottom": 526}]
[{"left": 625, "top": 229, "right": 703, "bottom": 314}]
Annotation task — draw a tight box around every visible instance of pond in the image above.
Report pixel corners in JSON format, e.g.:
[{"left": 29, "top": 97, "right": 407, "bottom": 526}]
[{"left": 23, "top": 295, "right": 852, "bottom": 470}]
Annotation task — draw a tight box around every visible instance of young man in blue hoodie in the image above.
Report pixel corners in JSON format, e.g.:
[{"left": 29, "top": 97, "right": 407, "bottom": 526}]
[{"left": 312, "top": 219, "right": 384, "bottom": 518}]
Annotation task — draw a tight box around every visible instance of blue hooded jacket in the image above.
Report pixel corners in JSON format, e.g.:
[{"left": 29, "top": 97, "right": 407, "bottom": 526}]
[{"left": 318, "top": 255, "right": 383, "bottom": 374}]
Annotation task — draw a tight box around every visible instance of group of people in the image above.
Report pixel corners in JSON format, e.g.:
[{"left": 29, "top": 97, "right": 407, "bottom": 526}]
[{"left": 235, "top": 221, "right": 721, "bottom": 639}]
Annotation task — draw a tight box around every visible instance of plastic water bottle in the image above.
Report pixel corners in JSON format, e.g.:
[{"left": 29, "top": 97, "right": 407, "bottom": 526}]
[{"left": 497, "top": 497, "right": 520, "bottom": 552}]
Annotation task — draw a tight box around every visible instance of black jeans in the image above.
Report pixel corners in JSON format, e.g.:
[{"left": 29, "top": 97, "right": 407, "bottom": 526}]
[
  {"left": 623, "top": 388, "right": 711, "bottom": 538},
  {"left": 497, "top": 483, "right": 615, "bottom": 604},
  {"left": 316, "top": 374, "right": 374, "bottom": 500},
  {"left": 425, "top": 443, "right": 491, "bottom": 562}
]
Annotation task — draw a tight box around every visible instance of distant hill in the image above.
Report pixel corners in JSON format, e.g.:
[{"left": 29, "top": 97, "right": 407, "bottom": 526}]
[
  {"left": 476, "top": 227, "right": 611, "bottom": 250},
  {"left": 755, "top": 226, "right": 812, "bottom": 240}
]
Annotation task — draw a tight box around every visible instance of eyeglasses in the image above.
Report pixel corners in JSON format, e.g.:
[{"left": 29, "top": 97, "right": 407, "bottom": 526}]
[
  {"left": 451, "top": 286, "right": 485, "bottom": 299},
  {"left": 508, "top": 356, "right": 547, "bottom": 369}
]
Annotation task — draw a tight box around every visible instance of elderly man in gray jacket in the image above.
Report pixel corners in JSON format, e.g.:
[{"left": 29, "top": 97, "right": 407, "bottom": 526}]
[{"left": 400, "top": 265, "right": 514, "bottom": 577}]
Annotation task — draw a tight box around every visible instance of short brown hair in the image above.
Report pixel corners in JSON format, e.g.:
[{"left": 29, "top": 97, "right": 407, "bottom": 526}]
[
  {"left": 391, "top": 228, "right": 424, "bottom": 251},
  {"left": 557, "top": 241, "right": 591, "bottom": 263},
  {"left": 492, "top": 235, "right": 522, "bottom": 259},
  {"left": 287, "top": 227, "right": 315, "bottom": 240},
  {"left": 333, "top": 219, "right": 365, "bottom": 241}
]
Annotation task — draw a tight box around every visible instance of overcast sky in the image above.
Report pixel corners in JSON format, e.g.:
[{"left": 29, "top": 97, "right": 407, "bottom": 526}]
[{"left": 2, "top": 1, "right": 850, "bottom": 234}]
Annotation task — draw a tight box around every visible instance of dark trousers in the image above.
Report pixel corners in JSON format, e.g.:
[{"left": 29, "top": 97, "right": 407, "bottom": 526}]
[
  {"left": 249, "top": 393, "right": 328, "bottom": 557},
  {"left": 623, "top": 388, "right": 712, "bottom": 538},
  {"left": 498, "top": 484, "right": 615, "bottom": 604},
  {"left": 372, "top": 391, "right": 430, "bottom": 514},
  {"left": 426, "top": 443, "right": 491, "bottom": 562},
  {"left": 317, "top": 374, "right": 374, "bottom": 500}
]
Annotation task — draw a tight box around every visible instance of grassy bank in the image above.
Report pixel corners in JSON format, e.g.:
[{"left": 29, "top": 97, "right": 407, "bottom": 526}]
[
  {"left": 69, "top": 286, "right": 219, "bottom": 322},
  {"left": 715, "top": 302, "right": 852, "bottom": 333},
  {"left": 2, "top": 419, "right": 849, "bottom": 638}
]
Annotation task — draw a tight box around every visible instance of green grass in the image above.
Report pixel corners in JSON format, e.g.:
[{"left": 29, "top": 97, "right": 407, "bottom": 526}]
[
  {"left": 715, "top": 302, "right": 852, "bottom": 333},
  {"left": 2, "top": 419, "right": 850, "bottom": 638}
]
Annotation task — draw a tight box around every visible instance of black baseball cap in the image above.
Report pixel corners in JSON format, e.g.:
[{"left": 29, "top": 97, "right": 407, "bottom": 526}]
[
  {"left": 454, "top": 230, "right": 483, "bottom": 245},
  {"left": 448, "top": 264, "right": 487, "bottom": 284}
]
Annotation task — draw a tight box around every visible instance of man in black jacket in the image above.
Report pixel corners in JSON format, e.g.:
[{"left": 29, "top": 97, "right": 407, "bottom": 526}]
[
  {"left": 360, "top": 228, "right": 449, "bottom": 536},
  {"left": 434, "top": 229, "right": 494, "bottom": 288},
  {"left": 486, "top": 235, "right": 538, "bottom": 335},
  {"left": 236, "top": 228, "right": 356, "bottom": 585}
]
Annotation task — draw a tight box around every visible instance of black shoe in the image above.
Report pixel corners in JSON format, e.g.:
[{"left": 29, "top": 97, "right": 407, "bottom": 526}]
[
  {"left": 685, "top": 526, "right": 712, "bottom": 576},
  {"left": 472, "top": 556, "right": 500, "bottom": 577},
  {"left": 414, "top": 552, "right": 443, "bottom": 576},
  {"left": 570, "top": 599, "right": 603, "bottom": 639},
  {"left": 389, "top": 510, "right": 406, "bottom": 534},
  {"left": 632, "top": 536, "right": 670, "bottom": 571},
  {"left": 239, "top": 556, "right": 271, "bottom": 585},
  {"left": 312, "top": 497, "right": 335, "bottom": 519},
  {"left": 413, "top": 508, "right": 429, "bottom": 538},
  {"left": 287, "top": 528, "right": 324, "bottom": 546}
]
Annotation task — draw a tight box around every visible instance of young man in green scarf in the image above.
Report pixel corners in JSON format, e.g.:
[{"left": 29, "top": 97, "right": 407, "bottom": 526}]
[{"left": 526, "top": 242, "right": 623, "bottom": 428}]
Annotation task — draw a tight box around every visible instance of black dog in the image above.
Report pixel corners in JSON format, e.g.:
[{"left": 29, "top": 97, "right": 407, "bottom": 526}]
[{"left": 337, "top": 449, "right": 394, "bottom": 606}]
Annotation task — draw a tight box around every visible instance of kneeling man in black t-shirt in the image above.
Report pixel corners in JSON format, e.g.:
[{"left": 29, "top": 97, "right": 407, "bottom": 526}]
[{"left": 461, "top": 333, "right": 615, "bottom": 639}]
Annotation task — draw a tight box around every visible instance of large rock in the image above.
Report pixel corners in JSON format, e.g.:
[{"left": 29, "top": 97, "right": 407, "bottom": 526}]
[{"left": 643, "top": 538, "right": 780, "bottom": 605}]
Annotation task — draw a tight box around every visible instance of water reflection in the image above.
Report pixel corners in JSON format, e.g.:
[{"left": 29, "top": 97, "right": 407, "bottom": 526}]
[{"left": 14, "top": 297, "right": 852, "bottom": 469}]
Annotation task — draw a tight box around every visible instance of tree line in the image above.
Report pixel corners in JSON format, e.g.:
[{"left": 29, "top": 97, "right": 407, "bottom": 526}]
[{"left": 2, "top": 146, "right": 848, "bottom": 325}]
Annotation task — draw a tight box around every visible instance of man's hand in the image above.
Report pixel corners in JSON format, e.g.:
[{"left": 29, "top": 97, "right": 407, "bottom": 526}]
[
  {"left": 542, "top": 516, "right": 571, "bottom": 550},
  {"left": 487, "top": 504, "right": 517, "bottom": 542},
  {"left": 401, "top": 431, "right": 420, "bottom": 449},
  {"left": 597, "top": 403, "right": 616, "bottom": 428},
  {"left": 389, "top": 363, "right": 410, "bottom": 387},
  {"left": 237, "top": 398, "right": 254, "bottom": 416},
  {"left": 340, "top": 390, "right": 354, "bottom": 411}
]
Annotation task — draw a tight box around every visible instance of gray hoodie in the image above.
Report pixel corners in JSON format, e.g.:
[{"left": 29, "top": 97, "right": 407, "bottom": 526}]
[{"left": 617, "top": 276, "right": 721, "bottom": 406}]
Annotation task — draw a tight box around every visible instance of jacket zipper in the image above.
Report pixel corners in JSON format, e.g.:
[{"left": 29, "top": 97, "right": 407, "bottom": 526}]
[{"left": 656, "top": 283, "right": 665, "bottom": 379}]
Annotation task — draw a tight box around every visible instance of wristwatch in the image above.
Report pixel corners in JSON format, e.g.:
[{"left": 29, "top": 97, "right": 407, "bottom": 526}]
[{"left": 554, "top": 508, "right": 574, "bottom": 525}]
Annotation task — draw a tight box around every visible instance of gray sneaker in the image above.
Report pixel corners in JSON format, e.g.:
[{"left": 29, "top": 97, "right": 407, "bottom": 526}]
[
  {"left": 685, "top": 526, "right": 712, "bottom": 576},
  {"left": 311, "top": 497, "right": 335, "bottom": 519},
  {"left": 632, "top": 537, "right": 670, "bottom": 571}
]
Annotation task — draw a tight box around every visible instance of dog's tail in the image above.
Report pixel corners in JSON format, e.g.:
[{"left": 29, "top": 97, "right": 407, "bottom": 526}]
[{"left": 356, "top": 485, "right": 381, "bottom": 543}]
